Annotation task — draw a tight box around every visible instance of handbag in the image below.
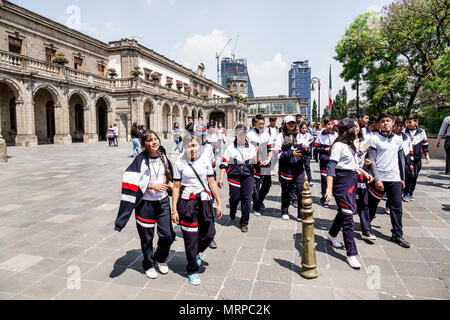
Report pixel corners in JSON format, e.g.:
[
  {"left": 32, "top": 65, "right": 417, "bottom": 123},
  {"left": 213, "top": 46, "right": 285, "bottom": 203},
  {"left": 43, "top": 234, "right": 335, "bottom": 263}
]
[{"left": 187, "top": 163, "right": 215, "bottom": 210}]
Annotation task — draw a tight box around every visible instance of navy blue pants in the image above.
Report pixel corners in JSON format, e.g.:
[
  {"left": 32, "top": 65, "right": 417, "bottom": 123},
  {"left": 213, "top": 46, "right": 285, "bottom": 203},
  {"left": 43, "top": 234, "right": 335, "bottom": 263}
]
[
  {"left": 356, "top": 174, "right": 371, "bottom": 232},
  {"left": 445, "top": 137, "right": 450, "bottom": 174},
  {"left": 228, "top": 174, "right": 254, "bottom": 225},
  {"left": 329, "top": 170, "right": 358, "bottom": 257},
  {"left": 303, "top": 155, "right": 312, "bottom": 183},
  {"left": 368, "top": 181, "right": 404, "bottom": 237},
  {"left": 404, "top": 158, "right": 422, "bottom": 196},
  {"left": 253, "top": 174, "right": 272, "bottom": 211},
  {"left": 178, "top": 198, "right": 216, "bottom": 275},
  {"left": 319, "top": 158, "right": 329, "bottom": 199},
  {"left": 135, "top": 197, "right": 175, "bottom": 271},
  {"left": 280, "top": 171, "right": 305, "bottom": 218}
]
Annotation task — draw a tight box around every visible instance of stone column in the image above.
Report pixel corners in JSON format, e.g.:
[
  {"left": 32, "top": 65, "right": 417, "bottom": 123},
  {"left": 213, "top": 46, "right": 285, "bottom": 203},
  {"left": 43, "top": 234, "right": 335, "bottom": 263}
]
[
  {"left": 83, "top": 105, "right": 98, "bottom": 143},
  {"left": 0, "top": 130, "right": 6, "bottom": 162},
  {"left": 14, "top": 97, "right": 38, "bottom": 147},
  {"left": 53, "top": 102, "right": 72, "bottom": 145}
]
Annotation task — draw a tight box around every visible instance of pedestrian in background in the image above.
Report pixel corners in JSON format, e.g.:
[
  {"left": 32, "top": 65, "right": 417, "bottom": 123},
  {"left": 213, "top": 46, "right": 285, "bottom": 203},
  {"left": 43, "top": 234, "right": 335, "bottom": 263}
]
[
  {"left": 130, "top": 122, "right": 142, "bottom": 157},
  {"left": 216, "top": 122, "right": 227, "bottom": 157},
  {"left": 437, "top": 115, "right": 450, "bottom": 178},
  {"left": 172, "top": 122, "right": 182, "bottom": 153},
  {"left": 107, "top": 125, "right": 115, "bottom": 147},
  {"left": 113, "top": 123, "right": 119, "bottom": 147}
]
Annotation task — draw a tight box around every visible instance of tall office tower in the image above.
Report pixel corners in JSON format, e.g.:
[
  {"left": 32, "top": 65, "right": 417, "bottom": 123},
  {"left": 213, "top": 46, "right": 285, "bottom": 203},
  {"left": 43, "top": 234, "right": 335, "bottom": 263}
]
[
  {"left": 288, "top": 60, "right": 311, "bottom": 120},
  {"left": 221, "top": 57, "right": 254, "bottom": 98}
]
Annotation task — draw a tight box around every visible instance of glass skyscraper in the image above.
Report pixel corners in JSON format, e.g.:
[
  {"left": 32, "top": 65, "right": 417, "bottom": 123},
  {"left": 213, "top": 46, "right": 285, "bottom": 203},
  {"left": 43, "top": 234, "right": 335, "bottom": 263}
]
[
  {"left": 288, "top": 60, "right": 311, "bottom": 120},
  {"left": 221, "top": 57, "right": 254, "bottom": 98}
]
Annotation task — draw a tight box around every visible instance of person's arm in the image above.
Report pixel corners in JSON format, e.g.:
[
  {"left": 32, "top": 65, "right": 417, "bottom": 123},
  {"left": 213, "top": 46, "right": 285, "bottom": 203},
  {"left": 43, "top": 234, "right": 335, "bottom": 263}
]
[
  {"left": 421, "top": 131, "right": 430, "bottom": 164},
  {"left": 437, "top": 117, "right": 450, "bottom": 145},
  {"left": 171, "top": 181, "right": 181, "bottom": 224},
  {"left": 398, "top": 149, "right": 405, "bottom": 188},
  {"left": 208, "top": 177, "right": 223, "bottom": 219}
]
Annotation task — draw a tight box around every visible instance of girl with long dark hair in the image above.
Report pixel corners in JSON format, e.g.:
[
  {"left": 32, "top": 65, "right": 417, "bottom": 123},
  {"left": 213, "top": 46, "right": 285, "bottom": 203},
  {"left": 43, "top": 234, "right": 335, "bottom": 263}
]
[
  {"left": 114, "top": 130, "right": 175, "bottom": 279},
  {"left": 324, "top": 118, "right": 373, "bottom": 269}
]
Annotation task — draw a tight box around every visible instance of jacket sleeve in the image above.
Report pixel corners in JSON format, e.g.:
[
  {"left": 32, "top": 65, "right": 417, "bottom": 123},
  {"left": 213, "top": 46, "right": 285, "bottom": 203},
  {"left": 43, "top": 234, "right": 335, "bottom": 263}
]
[
  {"left": 421, "top": 131, "right": 429, "bottom": 155},
  {"left": 398, "top": 149, "right": 405, "bottom": 181},
  {"left": 367, "top": 147, "right": 380, "bottom": 182},
  {"left": 114, "top": 159, "right": 141, "bottom": 232},
  {"left": 279, "top": 149, "right": 294, "bottom": 159}
]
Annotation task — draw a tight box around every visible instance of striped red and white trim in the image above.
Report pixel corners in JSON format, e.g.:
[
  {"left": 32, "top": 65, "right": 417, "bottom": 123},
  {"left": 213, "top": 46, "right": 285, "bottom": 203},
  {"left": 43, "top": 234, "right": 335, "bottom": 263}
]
[
  {"left": 227, "top": 178, "right": 241, "bottom": 188},
  {"left": 135, "top": 215, "right": 156, "bottom": 228}
]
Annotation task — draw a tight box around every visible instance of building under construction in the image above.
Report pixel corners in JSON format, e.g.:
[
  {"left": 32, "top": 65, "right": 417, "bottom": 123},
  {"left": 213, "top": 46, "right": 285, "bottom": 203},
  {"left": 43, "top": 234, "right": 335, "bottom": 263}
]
[{"left": 221, "top": 57, "right": 254, "bottom": 98}]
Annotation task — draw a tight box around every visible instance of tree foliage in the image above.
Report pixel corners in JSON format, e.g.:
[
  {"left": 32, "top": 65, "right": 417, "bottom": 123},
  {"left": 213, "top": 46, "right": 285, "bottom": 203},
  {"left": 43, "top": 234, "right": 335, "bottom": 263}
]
[
  {"left": 335, "top": 0, "right": 450, "bottom": 117},
  {"left": 312, "top": 99, "right": 318, "bottom": 122}
]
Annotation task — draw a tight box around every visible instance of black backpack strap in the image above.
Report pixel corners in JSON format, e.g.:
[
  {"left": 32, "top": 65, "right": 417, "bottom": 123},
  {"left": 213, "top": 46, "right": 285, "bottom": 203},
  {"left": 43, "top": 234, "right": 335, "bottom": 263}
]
[{"left": 188, "top": 163, "right": 209, "bottom": 193}]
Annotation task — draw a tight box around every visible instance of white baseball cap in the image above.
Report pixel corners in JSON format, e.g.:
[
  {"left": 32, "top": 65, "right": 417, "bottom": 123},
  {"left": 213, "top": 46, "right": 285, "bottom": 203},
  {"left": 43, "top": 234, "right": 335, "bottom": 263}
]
[{"left": 284, "top": 115, "right": 296, "bottom": 124}]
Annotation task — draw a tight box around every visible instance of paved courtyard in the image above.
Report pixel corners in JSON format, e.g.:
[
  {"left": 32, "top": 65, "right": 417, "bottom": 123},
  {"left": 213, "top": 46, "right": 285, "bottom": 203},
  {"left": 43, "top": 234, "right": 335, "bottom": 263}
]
[{"left": 0, "top": 139, "right": 449, "bottom": 300}]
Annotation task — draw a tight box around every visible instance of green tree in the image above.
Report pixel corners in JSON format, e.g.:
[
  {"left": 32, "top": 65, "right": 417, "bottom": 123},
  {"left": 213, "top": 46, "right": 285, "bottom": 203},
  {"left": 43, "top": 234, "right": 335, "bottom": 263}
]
[
  {"left": 331, "top": 86, "right": 349, "bottom": 120},
  {"left": 335, "top": 0, "right": 450, "bottom": 115},
  {"left": 312, "top": 100, "right": 318, "bottom": 122}
]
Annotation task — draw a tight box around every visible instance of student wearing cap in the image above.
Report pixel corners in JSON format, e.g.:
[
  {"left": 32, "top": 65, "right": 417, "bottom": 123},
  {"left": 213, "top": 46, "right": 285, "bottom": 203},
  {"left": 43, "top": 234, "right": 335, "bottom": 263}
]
[
  {"left": 332, "top": 120, "right": 339, "bottom": 133},
  {"left": 402, "top": 114, "right": 431, "bottom": 201},
  {"left": 298, "top": 121, "right": 314, "bottom": 186},
  {"left": 314, "top": 117, "right": 338, "bottom": 207},
  {"left": 366, "top": 113, "right": 410, "bottom": 248},
  {"left": 274, "top": 115, "right": 307, "bottom": 221},
  {"left": 172, "top": 134, "right": 223, "bottom": 286},
  {"left": 325, "top": 118, "right": 373, "bottom": 269},
  {"left": 218, "top": 124, "right": 258, "bottom": 232},
  {"left": 247, "top": 114, "right": 274, "bottom": 216}
]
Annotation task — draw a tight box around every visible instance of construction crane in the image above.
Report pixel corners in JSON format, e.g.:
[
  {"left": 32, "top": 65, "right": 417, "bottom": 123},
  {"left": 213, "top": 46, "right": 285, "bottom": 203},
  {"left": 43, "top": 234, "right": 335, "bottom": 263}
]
[
  {"left": 231, "top": 35, "right": 239, "bottom": 60},
  {"left": 216, "top": 38, "right": 231, "bottom": 84}
]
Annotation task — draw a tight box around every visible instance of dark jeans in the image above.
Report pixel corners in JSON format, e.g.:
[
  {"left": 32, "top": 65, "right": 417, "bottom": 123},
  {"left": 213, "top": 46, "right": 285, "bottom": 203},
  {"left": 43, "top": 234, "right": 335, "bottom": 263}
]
[
  {"left": 280, "top": 171, "right": 305, "bottom": 217},
  {"left": 228, "top": 175, "right": 254, "bottom": 225},
  {"left": 303, "top": 155, "right": 312, "bottom": 183},
  {"left": 404, "top": 158, "right": 422, "bottom": 196},
  {"left": 445, "top": 137, "right": 450, "bottom": 174},
  {"left": 253, "top": 175, "right": 272, "bottom": 211},
  {"left": 135, "top": 197, "right": 175, "bottom": 271},
  {"left": 368, "top": 181, "right": 403, "bottom": 237}
]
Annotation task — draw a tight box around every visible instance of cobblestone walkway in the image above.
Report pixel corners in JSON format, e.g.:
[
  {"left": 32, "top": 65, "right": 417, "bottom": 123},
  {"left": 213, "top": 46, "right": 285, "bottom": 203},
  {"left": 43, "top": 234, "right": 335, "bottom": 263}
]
[{"left": 0, "top": 140, "right": 449, "bottom": 300}]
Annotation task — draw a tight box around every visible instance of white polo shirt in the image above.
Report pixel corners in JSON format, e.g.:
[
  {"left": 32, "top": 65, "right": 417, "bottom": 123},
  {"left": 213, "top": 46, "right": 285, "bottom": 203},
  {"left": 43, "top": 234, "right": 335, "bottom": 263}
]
[
  {"left": 330, "top": 142, "right": 360, "bottom": 172},
  {"left": 366, "top": 132, "right": 403, "bottom": 182}
]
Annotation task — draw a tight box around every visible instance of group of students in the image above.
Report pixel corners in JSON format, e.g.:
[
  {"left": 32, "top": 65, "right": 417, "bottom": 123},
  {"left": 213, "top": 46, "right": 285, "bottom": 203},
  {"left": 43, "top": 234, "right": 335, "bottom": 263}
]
[{"left": 113, "top": 110, "right": 432, "bottom": 286}]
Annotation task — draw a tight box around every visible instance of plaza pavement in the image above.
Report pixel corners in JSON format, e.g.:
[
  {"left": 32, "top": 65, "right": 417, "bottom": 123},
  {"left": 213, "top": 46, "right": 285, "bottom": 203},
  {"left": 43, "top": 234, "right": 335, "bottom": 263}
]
[{"left": 0, "top": 139, "right": 449, "bottom": 300}]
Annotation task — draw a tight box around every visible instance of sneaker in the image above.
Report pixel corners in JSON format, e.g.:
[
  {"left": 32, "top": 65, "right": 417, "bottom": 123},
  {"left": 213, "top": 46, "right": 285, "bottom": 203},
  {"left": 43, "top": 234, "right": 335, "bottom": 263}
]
[
  {"left": 296, "top": 216, "right": 302, "bottom": 222},
  {"left": 145, "top": 267, "right": 158, "bottom": 279},
  {"left": 209, "top": 239, "right": 217, "bottom": 249},
  {"left": 253, "top": 210, "right": 262, "bottom": 216},
  {"left": 241, "top": 224, "right": 248, "bottom": 233},
  {"left": 385, "top": 206, "right": 391, "bottom": 215},
  {"left": 391, "top": 236, "right": 410, "bottom": 248},
  {"left": 409, "top": 195, "right": 415, "bottom": 201},
  {"left": 309, "top": 182, "right": 314, "bottom": 187},
  {"left": 188, "top": 273, "right": 201, "bottom": 286},
  {"left": 327, "top": 234, "right": 343, "bottom": 248},
  {"left": 196, "top": 254, "right": 202, "bottom": 267},
  {"left": 292, "top": 201, "right": 298, "bottom": 208},
  {"left": 260, "top": 203, "right": 265, "bottom": 210},
  {"left": 229, "top": 214, "right": 235, "bottom": 221},
  {"left": 402, "top": 194, "right": 410, "bottom": 202},
  {"left": 323, "top": 202, "right": 330, "bottom": 208},
  {"left": 282, "top": 214, "right": 290, "bottom": 220},
  {"left": 346, "top": 255, "right": 361, "bottom": 269},
  {"left": 156, "top": 262, "right": 169, "bottom": 274},
  {"left": 362, "top": 230, "right": 377, "bottom": 241}
]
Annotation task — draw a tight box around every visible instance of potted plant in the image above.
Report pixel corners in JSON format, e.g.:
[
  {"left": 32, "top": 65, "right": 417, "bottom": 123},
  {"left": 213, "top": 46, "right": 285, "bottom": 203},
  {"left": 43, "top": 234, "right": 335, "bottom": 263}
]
[
  {"left": 166, "top": 77, "right": 173, "bottom": 88},
  {"left": 107, "top": 68, "right": 117, "bottom": 79},
  {"left": 200, "top": 93, "right": 208, "bottom": 100},
  {"left": 52, "top": 51, "right": 68, "bottom": 65},
  {"left": 193, "top": 88, "right": 199, "bottom": 96},
  {"left": 176, "top": 80, "right": 183, "bottom": 90},
  {"left": 130, "top": 66, "right": 143, "bottom": 78},
  {"left": 151, "top": 72, "right": 161, "bottom": 83}
]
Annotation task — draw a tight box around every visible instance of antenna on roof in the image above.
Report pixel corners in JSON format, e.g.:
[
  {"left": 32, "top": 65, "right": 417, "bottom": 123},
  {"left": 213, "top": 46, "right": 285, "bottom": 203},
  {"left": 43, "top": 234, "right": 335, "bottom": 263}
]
[{"left": 231, "top": 35, "right": 239, "bottom": 60}]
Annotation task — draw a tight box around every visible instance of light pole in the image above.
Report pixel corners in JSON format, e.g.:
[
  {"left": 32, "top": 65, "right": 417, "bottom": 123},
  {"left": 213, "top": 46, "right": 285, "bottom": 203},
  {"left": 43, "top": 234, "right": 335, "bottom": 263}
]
[
  {"left": 344, "top": 38, "right": 360, "bottom": 116},
  {"left": 311, "top": 77, "right": 321, "bottom": 121}
]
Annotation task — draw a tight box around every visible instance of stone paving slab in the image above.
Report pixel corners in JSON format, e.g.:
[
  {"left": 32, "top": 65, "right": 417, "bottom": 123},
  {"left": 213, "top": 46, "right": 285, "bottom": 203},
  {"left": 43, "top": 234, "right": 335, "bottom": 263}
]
[{"left": 0, "top": 140, "right": 449, "bottom": 300}]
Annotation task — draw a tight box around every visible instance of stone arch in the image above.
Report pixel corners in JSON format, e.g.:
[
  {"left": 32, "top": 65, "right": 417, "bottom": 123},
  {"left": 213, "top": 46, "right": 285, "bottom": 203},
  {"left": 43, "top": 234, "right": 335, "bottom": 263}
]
[
  {"left": 172, "top": 103, "right": 181, "bottom": 129},
  {"left": 161, "top": 102, "right": 171, "bottom": 138},
  {"left": 143, "top": 97, "right": 156, "bottom": 130},
  {"left": 32, "top": 83, "right": 61, "bottom": 107},
  {"left": 94, "top": 94, "right": 113, "bottom": 111},
  {"left": 182, "top": 105, "right": 189, "bottom": 128},
  {"left": 33, "top": 86, "right": 59, "bottom": 144},
  {"left": 68, "top": 91, "right": 88, "bottom": 142},
  {"left": 192, "top": 108, "right": 198, "bottom": 121},
  {"left": 209, "top": 109, "right": 226, "bottom": 128},
  {"left": 68, "top": 89, "right": 90, "bottom": 108},
  {"left": 95, "top": 96, "right": 109, "bottom": 141},
  {"left": 0, "top": 78, "right": 24, "bottom": 145}
]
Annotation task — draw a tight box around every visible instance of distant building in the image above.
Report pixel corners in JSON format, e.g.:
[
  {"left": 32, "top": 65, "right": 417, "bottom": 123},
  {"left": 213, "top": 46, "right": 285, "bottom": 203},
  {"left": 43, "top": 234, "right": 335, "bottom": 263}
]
[
  {"left": 246, "top": 96, "right": 308, "bottom": 128},
  {"left": 221, "top": 57, "right": 254, "bottom": 98},
  {"left": 289, "top": 60, "right": 311, "bottom": 120}
]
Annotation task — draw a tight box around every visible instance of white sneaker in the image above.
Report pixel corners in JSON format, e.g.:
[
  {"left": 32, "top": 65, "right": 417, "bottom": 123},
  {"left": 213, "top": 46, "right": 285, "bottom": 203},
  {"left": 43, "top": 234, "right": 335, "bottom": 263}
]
[
  {"left": 196, "top": 254, "right": 202, "bottom": 267},
  {"left": 253, "top": 210, "right": 262, "bottom": 216},
  {"left": 296, "top": 217, "right": 302, "bottom": 222},
  {"left": 385, "top": 206, "right": 391, "bottom": 214},
  {"left": 282, "top": 214, "right": 289, "bottom": 220},
  {"left": 346, "top": 255, "right": 361, "bottom": 269},
  {"left": 145, "top": 267, "right": 158, "bottom": 279},
  {"left": 188, "top": 273, "right": 201, "bottom": 286},
  {"left": 327, "top": 234, "right": 343, "bottom": 248},
  {"left": 156, "top": 262, "right": 169, "bottom": 274}
]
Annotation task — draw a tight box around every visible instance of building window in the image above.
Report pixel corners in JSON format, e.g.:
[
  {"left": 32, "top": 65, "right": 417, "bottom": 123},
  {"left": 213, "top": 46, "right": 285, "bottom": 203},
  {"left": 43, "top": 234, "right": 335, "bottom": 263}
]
[
  {"left": 291, "top": 81, "right": 296, "bottom": 89},
  {"left": 8, "top": 36, "right": 22, "bottom": 54},
  {"left": 9, "top": 97, "right": 17, "bottom": 132},
  {"left": 284, "top": 102, "right": 297, "bottom": 114},
  {"left": 271, "top": 103, "right": 283, "bottom": 114},
  {"left": 258, "top": 103, "right": 270, "bottom": 114},
  {"left": 145, "top": 73, "right": 150, "bottom": 81},
  {"left": 98, "top": 64, "right": 105, "bottom": 76},
  {"left": 45, "top": 47, "right": 56, "bottom": 62},
  {"left": 291, "top": 71, "right": 296, "bottom": 79},
  {"left": 301, "top": 106, "right": 307, "bottom": 115},
  {"left": 74, "top": 57, "right": 83, "bottom": 71},
  {"left": 75, "top": 104, "right": 84, "bottom": 131}
]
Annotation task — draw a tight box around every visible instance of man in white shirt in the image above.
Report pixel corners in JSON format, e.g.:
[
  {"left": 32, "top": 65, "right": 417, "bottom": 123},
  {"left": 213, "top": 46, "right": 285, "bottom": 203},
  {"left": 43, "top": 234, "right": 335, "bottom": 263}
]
[
  {"left": 113, "top": 123, "right": 119, "bottom": 147},
  {"left": 437, "top": 115, "right": 450, "bottom": 178},
  {"left": 367, "top": 113, "right": 409, "bottom": 248},
  {"left": 265, "top": 117, "right": 280, "bottom": 175},
  {"left": 247, "top": 114, "right": 273, "bottom": 215}
]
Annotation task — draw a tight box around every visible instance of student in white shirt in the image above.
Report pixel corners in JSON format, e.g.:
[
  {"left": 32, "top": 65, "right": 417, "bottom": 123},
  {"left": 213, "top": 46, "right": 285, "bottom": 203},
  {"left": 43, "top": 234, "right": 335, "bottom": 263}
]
[
  {"left": 366, "top": 113, "right": 410, "bottom": 248},
  {"left": 172, "top": 134, "right": 223, "bottom": 286},
  {"left": 216, "top": 122, "right": 227, "bottom": 157},
  {"left": 325, "top": 118, "right": 373, "bottom": 269},
  {"left": 298, "top": 122, "right": 314, "bottom": 185},
  {"left": 265, "top": 117, "right": 280, "bottom": 175},
  {"left": 206, "top": 123, "right": 219, "bottom": 156}
]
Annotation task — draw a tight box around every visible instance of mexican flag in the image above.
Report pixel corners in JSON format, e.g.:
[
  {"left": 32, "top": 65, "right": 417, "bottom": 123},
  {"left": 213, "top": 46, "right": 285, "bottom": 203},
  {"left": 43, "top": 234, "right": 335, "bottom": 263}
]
[{"left": 328, "top": 64, "right": 333, "bottom": 111}]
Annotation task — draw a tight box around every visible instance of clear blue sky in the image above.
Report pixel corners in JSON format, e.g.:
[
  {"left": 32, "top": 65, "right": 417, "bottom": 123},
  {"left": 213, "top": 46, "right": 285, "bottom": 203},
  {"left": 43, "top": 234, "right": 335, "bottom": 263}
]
[{"left": 12, "top": 0, "right": 393, "bottom": 115}]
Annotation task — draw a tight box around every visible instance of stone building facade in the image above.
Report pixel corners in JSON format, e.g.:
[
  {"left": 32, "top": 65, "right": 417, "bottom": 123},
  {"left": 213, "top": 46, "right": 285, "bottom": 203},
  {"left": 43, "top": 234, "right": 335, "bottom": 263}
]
[
  {"left": 247, "top": 96, "right": 308, "bottom": 127},
  {"left": 0, "top": 0, "right": 247, "bottom": 147}
]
